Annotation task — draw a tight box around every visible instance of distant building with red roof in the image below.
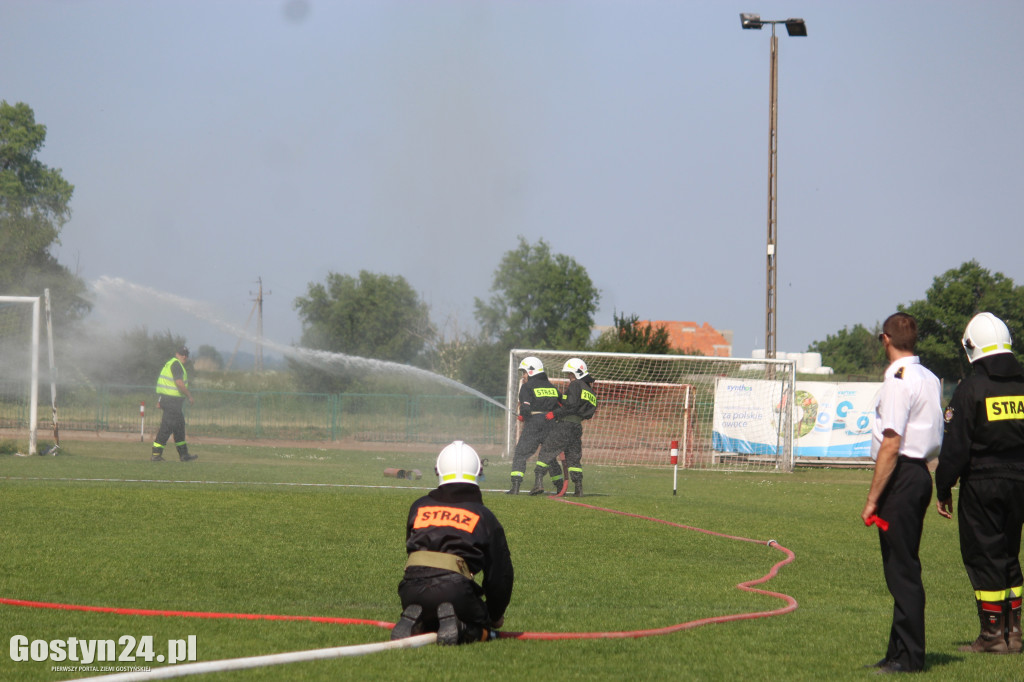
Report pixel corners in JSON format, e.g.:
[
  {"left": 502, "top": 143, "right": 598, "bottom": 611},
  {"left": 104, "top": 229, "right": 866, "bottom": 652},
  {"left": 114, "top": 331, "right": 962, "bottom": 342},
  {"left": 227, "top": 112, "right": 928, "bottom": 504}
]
[{"left": 640, "top": 321, "right": 733, "bottom": 357}]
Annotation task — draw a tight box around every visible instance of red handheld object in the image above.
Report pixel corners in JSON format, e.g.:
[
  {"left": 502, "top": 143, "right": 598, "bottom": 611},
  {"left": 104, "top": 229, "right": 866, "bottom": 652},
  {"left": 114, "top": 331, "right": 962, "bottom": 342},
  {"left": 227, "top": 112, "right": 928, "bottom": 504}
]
[{"left": 864, "top": 515, "right": 889, "bottom": 531}]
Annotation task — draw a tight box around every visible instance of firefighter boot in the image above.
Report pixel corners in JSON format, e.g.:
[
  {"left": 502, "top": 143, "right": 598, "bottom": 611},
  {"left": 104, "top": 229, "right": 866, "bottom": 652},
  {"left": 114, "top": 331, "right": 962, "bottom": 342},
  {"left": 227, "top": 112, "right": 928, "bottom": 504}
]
[
  {"left": 960, "top": 601, "right": 1009, "bottom": 653},
  {"left": 571, "top": 471, "right": 583, "bottom": 497},
  {"left": 390, "top": 604, "right": 423, "bottom": 641},
  {"left": 436, "top": 602, "right": 465, "bottom": 646},
  {"left": 528, "top": 469, "right": 546, "bottom": 496},
  {"left": 177, "top": 444, "right": 198, "bottom": 462},
  {"left": 1007, "top": 597, "right": 1022, "bottom": 654},
  {"left": 550, "top": 474, "right": 564, "bottom": 494},
  {"left": 505, "top": 477, "right": 521, "bottom": 495}
]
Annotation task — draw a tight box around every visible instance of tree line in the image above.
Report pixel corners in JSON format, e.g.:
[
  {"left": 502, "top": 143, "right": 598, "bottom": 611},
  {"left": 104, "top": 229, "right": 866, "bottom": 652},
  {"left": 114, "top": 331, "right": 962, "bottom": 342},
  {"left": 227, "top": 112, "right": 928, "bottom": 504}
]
[
  {"left": 809, "top": 260, "right": 1024, "bottom": 382},
  {"left": 4, "top": 101, "right": 1022, "bottom": 395},
  {"left": 288, "top": 239, "right": 674, "bottom": 396}
]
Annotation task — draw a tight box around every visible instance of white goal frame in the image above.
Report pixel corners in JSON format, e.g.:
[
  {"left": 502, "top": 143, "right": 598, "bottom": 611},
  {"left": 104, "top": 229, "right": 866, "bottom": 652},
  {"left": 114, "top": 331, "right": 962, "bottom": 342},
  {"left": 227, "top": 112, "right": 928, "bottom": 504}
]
[
  {"left": 0, "top": 296, "right": 41, "bottom": 455},
  {"left": 506, "top": 349, "right": 797, "bottom": 472}
]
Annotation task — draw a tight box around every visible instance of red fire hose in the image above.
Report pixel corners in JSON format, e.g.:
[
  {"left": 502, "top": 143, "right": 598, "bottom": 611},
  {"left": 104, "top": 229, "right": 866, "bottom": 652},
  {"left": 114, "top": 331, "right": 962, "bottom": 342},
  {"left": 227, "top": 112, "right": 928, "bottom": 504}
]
[{"left": 0, "top": 501, "right": 797, "bottom": 641}]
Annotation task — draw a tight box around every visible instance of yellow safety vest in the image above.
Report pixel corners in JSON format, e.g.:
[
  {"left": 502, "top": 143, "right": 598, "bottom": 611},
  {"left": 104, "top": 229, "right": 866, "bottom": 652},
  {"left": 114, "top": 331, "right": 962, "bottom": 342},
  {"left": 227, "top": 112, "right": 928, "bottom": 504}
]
[{"left": 156, "top": 358, "right": 188, "bottom": 397}]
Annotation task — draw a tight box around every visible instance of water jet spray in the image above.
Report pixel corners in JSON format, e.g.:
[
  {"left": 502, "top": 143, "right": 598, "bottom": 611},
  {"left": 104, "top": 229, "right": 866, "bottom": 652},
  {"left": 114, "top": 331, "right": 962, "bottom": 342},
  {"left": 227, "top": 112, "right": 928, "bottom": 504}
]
[{"left": 90, "top": 277, "right": 512, "bottom": 413}]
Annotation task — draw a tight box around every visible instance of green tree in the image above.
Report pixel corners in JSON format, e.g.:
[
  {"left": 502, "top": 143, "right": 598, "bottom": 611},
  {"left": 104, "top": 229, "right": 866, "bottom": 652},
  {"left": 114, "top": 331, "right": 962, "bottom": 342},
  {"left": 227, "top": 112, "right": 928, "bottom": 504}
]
[
  {"left": 456, "top": 341, "right": 510, "bottom": 398},
  {"left": 422, "top": 317, "right": 477, "bottom": 385},
  {"left": 0, "top": 101, "right": 88, "bottom": 325},
  {"left": 808, "top": 323, "right": 886, "bottom": 377},
  {"left": 475, "top": 237, "right": 600, "bottom": 350},
  {"left": 292, "top": 270, "right": 434, "bottom": 392},
  {"left": 902, "top": 260, "right": 1024, "bottom": 381},
  {"left": 196, "top": 344, "right": 224, "bottom": 370},
  {"left": 591, "top": 312, "right": 673, "bottom": 354}
]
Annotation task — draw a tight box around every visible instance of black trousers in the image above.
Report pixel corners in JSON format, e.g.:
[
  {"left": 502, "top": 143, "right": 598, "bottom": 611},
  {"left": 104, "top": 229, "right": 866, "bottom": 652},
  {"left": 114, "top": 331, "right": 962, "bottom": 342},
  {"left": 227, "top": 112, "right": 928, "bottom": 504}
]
[
  {"left": 958, "top": 477, "right": 1024, "bottom": 593},
  {"left": 153, "top": 396, "right": 187, "bottom": 453},
  {"left": 510, "top": 417, "right": 550, "bottom": 477},
  {"left": 397, "top": 568, "right": 489, "bottom": 642},
  {"left": 536, "top": 422, "right": 583, "bottom": 472},
  {"left": 876, "top": 456, "right": 932, "bottom": 671}
]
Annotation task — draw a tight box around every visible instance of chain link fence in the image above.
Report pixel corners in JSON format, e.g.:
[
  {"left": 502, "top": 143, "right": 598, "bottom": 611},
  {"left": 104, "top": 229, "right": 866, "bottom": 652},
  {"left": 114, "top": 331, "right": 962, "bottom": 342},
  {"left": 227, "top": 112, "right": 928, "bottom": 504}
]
[{"left": 1, "top": 383, "right": 507, "bottom": 448}]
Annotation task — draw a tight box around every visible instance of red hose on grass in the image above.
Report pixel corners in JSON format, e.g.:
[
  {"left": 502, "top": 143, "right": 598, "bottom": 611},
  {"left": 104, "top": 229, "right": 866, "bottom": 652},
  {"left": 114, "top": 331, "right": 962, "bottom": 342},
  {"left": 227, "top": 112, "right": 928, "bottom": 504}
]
[
  {"left": 0, "top": 500, "right": 796, "bottom": 641},
  {"left": 0, "top": 598, "right": 393, "bottom": 629},
  {"left": 498, "top": 498, "right": 797, "bottom": 639}
]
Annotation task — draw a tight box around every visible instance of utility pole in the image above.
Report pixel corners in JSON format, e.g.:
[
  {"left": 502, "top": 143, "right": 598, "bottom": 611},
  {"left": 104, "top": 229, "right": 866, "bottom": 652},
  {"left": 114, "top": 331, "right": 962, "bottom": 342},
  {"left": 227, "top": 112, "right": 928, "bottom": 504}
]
[{"left": 251, "top": 277, "right": 271, "bottom": 372}]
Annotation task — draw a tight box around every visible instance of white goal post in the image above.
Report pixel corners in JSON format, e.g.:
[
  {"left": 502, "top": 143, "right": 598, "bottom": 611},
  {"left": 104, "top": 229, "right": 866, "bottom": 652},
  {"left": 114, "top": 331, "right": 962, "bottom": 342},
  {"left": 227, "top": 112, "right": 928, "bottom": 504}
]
[
  {"left": 0, "top": 296, "right": 41, "bottom": 455},
  {"left": 506, "top": 349, "right": 797, "bottom": 472}
]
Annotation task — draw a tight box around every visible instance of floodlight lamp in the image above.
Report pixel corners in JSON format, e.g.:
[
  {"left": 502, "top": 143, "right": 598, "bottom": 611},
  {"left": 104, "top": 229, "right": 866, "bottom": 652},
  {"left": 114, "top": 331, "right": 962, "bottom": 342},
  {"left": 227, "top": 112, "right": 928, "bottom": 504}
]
[
  {"left": 740, "top": 13, "right": 763, "bottom": 29},
  {"left": 785, "top": 19, "right": 807, "bottom": 37}
]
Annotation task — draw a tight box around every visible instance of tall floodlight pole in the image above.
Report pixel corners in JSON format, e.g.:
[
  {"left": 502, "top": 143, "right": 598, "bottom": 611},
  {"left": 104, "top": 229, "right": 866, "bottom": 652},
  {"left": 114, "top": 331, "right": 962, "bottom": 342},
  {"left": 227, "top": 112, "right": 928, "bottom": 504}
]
[{"left": 741, "top": 13, "right": 806, "bottom": 361}]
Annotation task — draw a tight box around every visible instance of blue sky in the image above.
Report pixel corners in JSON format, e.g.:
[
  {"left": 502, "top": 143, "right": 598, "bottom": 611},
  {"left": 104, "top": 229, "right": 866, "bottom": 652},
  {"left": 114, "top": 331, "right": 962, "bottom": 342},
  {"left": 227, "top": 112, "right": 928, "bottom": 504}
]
[{"left": 6, "top": 0, "right": 1023, "bottom": 360}]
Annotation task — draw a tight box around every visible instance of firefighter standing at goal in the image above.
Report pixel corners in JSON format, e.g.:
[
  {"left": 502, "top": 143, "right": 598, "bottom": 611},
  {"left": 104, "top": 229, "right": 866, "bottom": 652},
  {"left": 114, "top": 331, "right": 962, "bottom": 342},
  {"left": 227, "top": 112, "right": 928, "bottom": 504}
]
[
  {"left": 935, "top": 312, "right": 1024, "bottom": 654},
  {"left": 530, "top": 358, "right": 597, "bottom": 497},
  {"left": 506, "top": 356, "right": 561, "bottom": 495}
]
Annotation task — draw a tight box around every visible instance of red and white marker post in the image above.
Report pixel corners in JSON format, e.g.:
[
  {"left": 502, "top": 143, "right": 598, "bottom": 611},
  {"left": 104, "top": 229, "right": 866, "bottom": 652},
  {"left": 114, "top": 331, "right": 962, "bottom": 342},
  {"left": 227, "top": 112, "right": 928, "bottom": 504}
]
[
  {"left": 139, "top": 401, "right": 146, "bottom": 443},
  {"left": 670, "top": 440, "right": 679, "bottom": 496}
]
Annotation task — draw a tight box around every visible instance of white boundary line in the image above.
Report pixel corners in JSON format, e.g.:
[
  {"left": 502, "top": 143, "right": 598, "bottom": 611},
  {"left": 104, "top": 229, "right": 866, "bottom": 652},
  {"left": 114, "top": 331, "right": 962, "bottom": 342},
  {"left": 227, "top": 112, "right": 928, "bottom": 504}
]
[
  {"left": 0, "top": 476, "right": 509, "bottom": 494},
  {"left": 66, "top": 633, "right": 437, "bottom": 681}
]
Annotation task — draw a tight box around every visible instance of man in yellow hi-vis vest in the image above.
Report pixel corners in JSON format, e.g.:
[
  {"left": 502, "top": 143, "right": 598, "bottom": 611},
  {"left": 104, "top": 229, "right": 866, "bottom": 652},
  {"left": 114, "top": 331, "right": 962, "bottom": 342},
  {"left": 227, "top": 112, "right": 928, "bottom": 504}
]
[{"left": 152, "top": 346, "right": 197, "bottom": 462}]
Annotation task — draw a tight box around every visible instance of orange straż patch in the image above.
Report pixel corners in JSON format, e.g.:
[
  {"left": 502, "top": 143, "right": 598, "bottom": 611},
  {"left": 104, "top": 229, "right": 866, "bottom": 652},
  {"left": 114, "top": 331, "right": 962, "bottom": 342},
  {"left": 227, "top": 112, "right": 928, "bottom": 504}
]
[{"left": 413, "top": 506, "right": 480, "bottom": 534}]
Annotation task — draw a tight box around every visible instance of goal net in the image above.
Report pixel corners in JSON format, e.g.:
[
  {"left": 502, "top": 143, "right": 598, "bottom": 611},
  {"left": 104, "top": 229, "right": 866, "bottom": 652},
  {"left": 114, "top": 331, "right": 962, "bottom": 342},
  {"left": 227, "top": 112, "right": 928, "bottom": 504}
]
[
  {"left": 0, "top": 296, "right": 41, "bottom": 455},
  {"left": 506, "top": 349, "right": 797, "bottom": 472}
]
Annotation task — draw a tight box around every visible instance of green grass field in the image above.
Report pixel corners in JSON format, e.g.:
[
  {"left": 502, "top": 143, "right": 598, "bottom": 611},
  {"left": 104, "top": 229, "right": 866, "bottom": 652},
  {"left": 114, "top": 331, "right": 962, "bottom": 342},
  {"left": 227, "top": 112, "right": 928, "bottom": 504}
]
[{"left": 0, "top": 439, "right": 1015, "bottom": 681}]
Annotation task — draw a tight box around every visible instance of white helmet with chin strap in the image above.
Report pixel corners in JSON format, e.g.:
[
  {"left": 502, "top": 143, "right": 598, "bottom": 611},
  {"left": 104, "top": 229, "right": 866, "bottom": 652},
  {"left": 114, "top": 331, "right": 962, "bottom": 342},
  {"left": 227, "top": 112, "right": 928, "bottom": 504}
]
[
  {"left": 435, "top": 440, "right": 482, "bottom": 486},
  {"left": 563, "top": 358, "right": 587, "bottom": 379},
  {"left": 962, "top": 312, "right": 1013, "bottom": 363},
  {"left": 519, "top": 356, "right": 544, "bottom": 377}
]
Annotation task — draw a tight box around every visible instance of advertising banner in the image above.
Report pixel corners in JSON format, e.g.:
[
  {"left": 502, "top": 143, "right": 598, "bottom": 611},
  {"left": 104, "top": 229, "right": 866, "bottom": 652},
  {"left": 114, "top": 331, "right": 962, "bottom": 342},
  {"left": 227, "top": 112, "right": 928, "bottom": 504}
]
[{"left": 712, "top": 379, "right": 881, "bottom": 459}]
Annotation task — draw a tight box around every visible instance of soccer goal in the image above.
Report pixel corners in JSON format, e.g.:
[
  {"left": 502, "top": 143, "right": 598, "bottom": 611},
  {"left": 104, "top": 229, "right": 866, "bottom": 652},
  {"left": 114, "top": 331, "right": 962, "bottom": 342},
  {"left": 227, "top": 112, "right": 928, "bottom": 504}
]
[
  {"left": 506, "top": 349, "right": 797, "bottom": 472},
  {"left": 0, "top": 295, "right": 45, "bottom": 455}
]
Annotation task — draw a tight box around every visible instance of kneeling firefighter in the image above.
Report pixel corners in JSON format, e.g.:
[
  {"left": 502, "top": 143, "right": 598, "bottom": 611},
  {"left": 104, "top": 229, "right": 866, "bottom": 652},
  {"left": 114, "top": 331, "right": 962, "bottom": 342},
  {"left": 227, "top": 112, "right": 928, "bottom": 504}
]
[{"left": 391, "top": 441, "right": 514, "bottom": 645}]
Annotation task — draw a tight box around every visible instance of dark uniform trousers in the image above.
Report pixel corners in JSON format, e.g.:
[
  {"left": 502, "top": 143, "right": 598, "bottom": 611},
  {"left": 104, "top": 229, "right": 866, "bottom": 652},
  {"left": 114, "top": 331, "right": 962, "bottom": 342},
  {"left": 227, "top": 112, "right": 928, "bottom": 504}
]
[
  {"left": 398, "top": 567, "right": 490, "bottom": 641},
  {"left": 536, "top": 421, "right": 583, "bottom": 484},
  {"left": 958, "top": 478, "right": 1024, "bottom": 593},
  {"left": 876, "top": 456, "right": 932, "bottom": 671},
  {"left": 511, "top": 415, "right": 551, "bottom": 477},
  {"left": 154, "top": 395, "right": 188, "bottom": 455}
]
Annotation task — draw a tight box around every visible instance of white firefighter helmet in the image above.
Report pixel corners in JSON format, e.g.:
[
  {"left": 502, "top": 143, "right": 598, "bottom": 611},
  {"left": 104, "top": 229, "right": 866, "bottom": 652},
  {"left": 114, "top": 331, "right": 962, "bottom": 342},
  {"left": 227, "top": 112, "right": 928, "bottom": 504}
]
[
  {"left": 435, "top": 440, "right": 481, "bottom": 486},
  {"left": 519, "top": 356, "right": 544, "bottom": 377},
  {"left": 563, "top": 358, "right": 588, "bottom": 379},
  {"left": 962, "top": 312, "right": 1013, "bottom": 363}
]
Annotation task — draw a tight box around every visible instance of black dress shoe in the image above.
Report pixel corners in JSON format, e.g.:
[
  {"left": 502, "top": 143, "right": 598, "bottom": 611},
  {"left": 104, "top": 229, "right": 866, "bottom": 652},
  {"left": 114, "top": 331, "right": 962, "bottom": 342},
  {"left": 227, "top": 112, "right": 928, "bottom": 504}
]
[
  {"left": 875, "top": 660, "right": 920, "bottom": 674},
  {"left": 863, "top": 658, "right": 888, "bottom": 669}
]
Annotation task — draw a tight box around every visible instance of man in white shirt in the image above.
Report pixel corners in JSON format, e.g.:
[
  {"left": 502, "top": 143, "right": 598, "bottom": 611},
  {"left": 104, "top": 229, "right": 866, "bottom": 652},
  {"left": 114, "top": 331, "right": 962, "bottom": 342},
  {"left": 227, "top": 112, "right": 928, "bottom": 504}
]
[{"left": 861, "top": 312, "right": 944, "bottom": 674}]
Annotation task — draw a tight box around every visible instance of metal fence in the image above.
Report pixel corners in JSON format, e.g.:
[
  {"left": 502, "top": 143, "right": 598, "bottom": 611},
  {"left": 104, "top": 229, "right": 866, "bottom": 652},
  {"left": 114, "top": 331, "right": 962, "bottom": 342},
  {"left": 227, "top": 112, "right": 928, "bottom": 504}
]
[{"left": 0, "top": 383, "right": 507, "bottom": 447}]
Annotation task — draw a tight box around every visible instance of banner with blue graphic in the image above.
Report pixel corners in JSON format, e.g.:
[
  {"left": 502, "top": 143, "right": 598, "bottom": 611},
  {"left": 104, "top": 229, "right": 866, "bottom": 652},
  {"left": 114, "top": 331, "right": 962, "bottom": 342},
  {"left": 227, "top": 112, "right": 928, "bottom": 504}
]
[{"left": 712, "top": 379, "right": 881, "bottom": 459}]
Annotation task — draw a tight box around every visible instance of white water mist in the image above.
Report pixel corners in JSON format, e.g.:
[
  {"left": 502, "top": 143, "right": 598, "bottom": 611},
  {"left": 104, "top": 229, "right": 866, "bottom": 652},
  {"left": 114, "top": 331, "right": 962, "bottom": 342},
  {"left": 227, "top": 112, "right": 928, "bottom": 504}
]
[{"left": 90, "top": 276, "right": 509, "bottom": 412}]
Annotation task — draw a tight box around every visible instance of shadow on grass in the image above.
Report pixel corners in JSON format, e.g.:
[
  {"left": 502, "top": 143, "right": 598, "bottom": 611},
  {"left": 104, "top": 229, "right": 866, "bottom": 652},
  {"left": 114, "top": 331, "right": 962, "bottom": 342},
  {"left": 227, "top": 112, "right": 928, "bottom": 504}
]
[{"left": 924, "top": 651, "right": 963, "bottom": 671}]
